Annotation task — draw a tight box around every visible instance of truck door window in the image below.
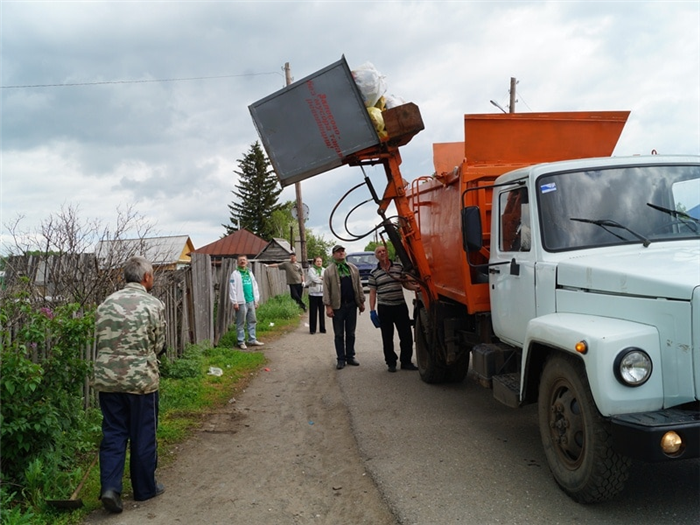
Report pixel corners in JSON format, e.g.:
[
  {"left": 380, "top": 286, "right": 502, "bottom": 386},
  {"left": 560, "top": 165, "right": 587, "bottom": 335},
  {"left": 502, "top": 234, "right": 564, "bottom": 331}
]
[{"left": 500, "top": 187, "right": 530, "bottom": 252}]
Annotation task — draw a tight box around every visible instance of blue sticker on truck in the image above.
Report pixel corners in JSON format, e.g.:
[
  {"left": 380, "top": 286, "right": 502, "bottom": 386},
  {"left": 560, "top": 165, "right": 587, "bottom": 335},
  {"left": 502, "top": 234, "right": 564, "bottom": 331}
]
[{"left": 540, "top": 182, "right": 557, "bottom": 194}]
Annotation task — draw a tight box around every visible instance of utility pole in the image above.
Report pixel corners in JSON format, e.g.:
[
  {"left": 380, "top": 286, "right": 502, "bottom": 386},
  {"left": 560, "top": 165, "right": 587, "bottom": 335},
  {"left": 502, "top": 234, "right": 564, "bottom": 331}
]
[
  {"left": 285, "top": 62, "right": 308, "bottom": 266},
  {"left": 509, "top": 77, "right": 517, "bottom": 113}
]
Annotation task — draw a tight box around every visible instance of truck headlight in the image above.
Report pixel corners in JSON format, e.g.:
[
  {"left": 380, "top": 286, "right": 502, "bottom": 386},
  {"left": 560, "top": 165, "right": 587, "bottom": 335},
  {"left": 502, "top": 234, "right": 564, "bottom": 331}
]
[{"left": 614, "top": 348, "right": 652, "bottom": 386}]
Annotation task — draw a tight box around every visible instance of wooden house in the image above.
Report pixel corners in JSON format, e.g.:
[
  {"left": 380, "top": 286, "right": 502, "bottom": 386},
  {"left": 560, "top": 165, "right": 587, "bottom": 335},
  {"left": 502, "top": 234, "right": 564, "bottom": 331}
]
[
  {"left": 255, "top": 238, "right": 295, "bottom": 263},
  {"left": 95, "top": 235, "right": 195, "bottom": 271}
]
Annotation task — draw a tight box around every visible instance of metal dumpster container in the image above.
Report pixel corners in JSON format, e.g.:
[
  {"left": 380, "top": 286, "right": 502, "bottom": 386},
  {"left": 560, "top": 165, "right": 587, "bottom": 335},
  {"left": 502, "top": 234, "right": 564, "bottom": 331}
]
[{"left": 249, "top": 56, "right": 380, "bottom": 187}]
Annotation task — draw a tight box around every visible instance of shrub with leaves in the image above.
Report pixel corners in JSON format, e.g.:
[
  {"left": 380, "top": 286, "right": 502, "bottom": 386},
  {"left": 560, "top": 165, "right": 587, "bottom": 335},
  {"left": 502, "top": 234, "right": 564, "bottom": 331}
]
[{"left": 0, "top": 291, "right": 95, "bottom": 485}]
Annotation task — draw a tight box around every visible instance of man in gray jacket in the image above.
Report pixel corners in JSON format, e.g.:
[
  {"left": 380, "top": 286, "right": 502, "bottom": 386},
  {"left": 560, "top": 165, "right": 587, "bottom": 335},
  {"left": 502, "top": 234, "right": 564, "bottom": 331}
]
[{"left": 323, "top": 245, "right": 365, "bottom": 369}]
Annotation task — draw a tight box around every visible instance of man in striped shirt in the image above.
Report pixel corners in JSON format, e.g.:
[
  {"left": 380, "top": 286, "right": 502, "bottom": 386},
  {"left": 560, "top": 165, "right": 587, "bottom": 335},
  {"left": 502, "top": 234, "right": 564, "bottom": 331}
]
[{"left": 368, "top": 245, "right": 419, "bottom": 373}]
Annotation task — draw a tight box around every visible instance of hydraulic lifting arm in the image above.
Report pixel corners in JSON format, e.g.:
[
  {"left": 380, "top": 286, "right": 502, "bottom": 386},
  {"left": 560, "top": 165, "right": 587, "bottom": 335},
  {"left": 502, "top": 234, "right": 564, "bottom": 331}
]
[{"left": 344, "top": 103, "right": 439, "bottom": 311}]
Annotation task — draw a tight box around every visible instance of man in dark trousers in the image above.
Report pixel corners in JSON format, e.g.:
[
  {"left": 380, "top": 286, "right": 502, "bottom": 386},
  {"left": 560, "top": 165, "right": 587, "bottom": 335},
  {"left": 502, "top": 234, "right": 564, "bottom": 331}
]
[
  {"left": 323, "top": 245, "right": 365, "bottom": 369},
  {"left": 93, "top": 256, "right": 166, "bottom": 513},
  {"left": 368, "top": 245, "right": 419, "bottom": 372},
  {"left": 267, "top": 252, "right": 306, "bottom": 311}
]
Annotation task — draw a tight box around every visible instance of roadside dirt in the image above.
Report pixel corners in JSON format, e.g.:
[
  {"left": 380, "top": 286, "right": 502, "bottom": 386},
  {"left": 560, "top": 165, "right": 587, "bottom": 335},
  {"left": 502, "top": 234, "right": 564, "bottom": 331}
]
[{"left": 83, "top": 316, "right": 398, "bottom": 525}]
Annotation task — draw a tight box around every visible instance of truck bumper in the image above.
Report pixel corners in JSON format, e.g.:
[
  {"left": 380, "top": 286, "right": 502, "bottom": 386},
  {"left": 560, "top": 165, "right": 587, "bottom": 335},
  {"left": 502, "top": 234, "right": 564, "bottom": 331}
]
[{"left": 611, "top": 408, "right": 700, "bottom": 462}]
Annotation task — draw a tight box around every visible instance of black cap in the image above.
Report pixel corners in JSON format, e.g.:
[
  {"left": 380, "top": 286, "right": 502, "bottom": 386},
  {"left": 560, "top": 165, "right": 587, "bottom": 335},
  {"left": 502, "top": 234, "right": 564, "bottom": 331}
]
[{"left": 332, "top": 245, "right": 345, "bottom": 253}]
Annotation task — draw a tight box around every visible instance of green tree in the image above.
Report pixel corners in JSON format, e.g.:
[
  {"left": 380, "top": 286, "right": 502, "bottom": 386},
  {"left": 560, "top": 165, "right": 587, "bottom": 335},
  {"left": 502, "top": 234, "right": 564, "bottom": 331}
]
[
  {"left": 223, "top": 142, "right": 282, "bottom": 239},
  {"left": 269, "top": 201, "right": 298, "bottom": 241},
  {"left": 365, "top": 240, "right": 396, "bottom": 260},
  {"left": 306, "top": 231, "right": 335, "bottom": 265}
]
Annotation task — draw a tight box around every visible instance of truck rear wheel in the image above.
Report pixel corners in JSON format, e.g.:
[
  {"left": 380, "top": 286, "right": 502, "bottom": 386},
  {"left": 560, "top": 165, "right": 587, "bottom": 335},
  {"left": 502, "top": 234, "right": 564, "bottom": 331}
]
[
  {"left": 538, "top": 353, "right": 630, "bottom": 503},
  {"left": 414, "top": 304, "right": 447, "bottom": 384}
]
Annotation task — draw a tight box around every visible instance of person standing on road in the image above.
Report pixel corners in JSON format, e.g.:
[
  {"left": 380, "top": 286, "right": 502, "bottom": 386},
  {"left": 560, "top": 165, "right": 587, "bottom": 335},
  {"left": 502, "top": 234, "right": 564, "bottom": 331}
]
[
  {"left": 307, "top": 256, "right": 326, "bottom": 334},
  {"left": 267, "top": 252, "right": 306, "bottom": 312},
  {"left": 229, "top": 255, "right": 264, "bottom": 350},
  {"left": 368, "top": 245, "right": 419, "bottom": 373},
  {"left": 93, "top": 256, "right": 166, "bottom": 514},
  {"left": 323, "top": 245, "right": 365, "bottom": 369}
]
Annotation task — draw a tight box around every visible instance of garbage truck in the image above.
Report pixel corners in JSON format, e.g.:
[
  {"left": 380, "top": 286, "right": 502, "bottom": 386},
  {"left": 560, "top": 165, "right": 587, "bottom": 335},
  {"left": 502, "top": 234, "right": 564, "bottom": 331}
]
[{"left": 249, "top": 57, "right": 700, "bottom": 503}]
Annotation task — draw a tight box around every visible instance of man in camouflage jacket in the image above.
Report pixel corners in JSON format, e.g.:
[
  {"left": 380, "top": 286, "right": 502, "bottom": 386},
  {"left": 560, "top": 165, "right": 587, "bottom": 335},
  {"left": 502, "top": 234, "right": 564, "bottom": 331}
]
[{"left": 93, "top": 256, "right": 166, "bottom": 513}]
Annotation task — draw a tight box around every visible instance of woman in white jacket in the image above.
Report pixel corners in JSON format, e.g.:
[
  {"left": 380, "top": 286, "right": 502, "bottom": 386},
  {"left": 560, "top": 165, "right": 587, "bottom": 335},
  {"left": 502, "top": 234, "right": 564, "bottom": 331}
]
[{"left": 306, "top": 256, "right": 326, "bottom": 334}]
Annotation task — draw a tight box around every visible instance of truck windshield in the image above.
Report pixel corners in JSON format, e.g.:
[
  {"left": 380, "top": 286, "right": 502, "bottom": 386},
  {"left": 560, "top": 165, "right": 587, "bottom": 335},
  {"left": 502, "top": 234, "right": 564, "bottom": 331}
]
[{"left": 537, "top": 163, "right": 700, "bottom": 252}]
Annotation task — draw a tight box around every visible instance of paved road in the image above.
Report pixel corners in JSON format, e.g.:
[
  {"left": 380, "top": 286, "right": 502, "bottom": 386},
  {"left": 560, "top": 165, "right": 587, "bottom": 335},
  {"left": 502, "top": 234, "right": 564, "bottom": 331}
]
[{"left": 336, "top": 304, "right": 700, "bottom": 525}]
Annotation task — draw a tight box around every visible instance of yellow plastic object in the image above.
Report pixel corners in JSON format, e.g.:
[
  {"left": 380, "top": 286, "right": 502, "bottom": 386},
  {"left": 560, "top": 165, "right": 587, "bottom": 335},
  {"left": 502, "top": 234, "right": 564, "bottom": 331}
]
[
  {"left": 368, "top": 106, "right": 386, "bottom": 138},
  {"left": 375, "top": 96, "right": 386, "bottom": 111}
]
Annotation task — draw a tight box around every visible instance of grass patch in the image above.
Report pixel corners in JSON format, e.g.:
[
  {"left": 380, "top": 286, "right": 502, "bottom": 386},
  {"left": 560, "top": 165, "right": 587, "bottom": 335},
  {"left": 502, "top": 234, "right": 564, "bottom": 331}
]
[{"left": 157, "top": 346, "right": 265, "bottom": 450}]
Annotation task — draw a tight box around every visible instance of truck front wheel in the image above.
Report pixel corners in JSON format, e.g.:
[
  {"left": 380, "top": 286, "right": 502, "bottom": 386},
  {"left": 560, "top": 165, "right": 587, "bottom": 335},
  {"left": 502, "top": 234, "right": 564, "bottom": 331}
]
[{"left": 538, "top": 353, "right": 630, "bottom": 503}]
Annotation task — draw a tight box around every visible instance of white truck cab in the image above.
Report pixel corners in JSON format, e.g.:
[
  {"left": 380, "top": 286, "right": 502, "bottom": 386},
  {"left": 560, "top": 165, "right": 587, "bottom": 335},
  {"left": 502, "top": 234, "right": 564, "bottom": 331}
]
[{"left": 485, "top": 155, "right": 699, "bottom": 500}]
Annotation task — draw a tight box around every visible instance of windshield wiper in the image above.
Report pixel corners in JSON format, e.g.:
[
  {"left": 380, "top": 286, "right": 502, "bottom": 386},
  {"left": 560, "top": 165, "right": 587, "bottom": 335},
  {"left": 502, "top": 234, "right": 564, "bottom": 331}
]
[
  {"left": 646, "top": 202, "right": 699, "bottom": 233},
  {"left": 570, "top": 218, "right": 651, "bottom": 247}
]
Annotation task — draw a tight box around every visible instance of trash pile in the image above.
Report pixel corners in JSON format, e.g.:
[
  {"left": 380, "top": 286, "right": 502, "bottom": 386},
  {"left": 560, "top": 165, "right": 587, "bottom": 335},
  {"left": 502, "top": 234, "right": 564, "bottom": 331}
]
[{"left": 351, "top": 62, "right": 406, "bottom": 139}]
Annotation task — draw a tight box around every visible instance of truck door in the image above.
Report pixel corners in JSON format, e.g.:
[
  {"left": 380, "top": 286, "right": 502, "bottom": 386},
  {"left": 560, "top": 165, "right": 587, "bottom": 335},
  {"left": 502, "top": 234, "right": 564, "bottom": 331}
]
[{"left": 490, "top": 186, "right": 537, "bottom": 346}]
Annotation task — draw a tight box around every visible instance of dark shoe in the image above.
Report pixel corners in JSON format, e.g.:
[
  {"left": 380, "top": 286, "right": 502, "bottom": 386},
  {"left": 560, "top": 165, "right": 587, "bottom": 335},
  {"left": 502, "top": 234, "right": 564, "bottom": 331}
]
[
  {"left": 336, "top": 360, "right": 345, "bottom": 369},
  {"left": 401, "top": 362, "right": 419, "bottom": 371},
  {"left": 101, "top": 489, "right": 123, "bottom": 514},
  {"left": 320, "top": 330, "right": 326, "bottom": 333},
  {"left": 310, "top": 331, "right": 315, "bottom": 334},
  {"left": 346, "top": 357, "right": 360, "bottom": 366},
  {"left": 388, "top": 365, "right": 397, "bottom": 373},
  {"left": 134, "top": 482, "right": 165, "bottom": 502}
]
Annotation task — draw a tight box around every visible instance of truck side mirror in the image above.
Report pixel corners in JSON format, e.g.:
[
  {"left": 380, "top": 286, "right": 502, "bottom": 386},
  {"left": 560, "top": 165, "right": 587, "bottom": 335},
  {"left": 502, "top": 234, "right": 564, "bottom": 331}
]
[{"left": 462, "top": 206, "right": 483, "bottom": 252}]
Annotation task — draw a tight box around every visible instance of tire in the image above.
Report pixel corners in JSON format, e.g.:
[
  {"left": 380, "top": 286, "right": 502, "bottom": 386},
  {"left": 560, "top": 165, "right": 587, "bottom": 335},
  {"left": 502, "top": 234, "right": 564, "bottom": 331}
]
[
  {"left": 414, "top": 304, "right": 447, "bottom": 384},
  {"left": 538, "top": 353, "right": 630, "bottom": 503}
]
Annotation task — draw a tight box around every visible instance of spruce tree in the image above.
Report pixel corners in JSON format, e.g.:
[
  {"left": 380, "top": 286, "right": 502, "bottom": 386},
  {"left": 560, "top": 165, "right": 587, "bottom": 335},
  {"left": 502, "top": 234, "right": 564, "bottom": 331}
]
[{"left": 223, "top": 142, "right": 282, "bottom": 239}]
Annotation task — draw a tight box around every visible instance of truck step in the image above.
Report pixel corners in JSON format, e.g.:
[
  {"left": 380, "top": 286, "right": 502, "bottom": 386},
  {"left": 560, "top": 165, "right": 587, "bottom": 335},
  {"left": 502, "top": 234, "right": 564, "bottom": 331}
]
[{"left": 493, "top": 373, "right": 521, "bottom": 408}]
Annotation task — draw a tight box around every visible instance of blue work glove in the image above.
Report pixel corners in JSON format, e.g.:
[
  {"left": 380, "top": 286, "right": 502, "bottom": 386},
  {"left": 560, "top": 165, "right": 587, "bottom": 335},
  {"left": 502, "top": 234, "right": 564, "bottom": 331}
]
[{"left": 370, "top": 310, "right": 381, "bottom": 328}]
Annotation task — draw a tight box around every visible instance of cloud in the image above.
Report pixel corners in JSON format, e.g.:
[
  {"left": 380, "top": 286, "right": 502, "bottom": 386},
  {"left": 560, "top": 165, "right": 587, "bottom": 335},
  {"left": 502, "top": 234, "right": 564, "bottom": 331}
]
[{"left": 2, "top": 1, "right": 698, "bottom": 256}]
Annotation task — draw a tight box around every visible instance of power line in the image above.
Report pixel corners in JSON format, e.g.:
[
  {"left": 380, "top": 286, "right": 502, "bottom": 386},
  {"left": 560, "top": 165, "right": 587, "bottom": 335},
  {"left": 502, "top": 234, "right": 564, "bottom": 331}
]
[{"left": 1, "top": 72, "right": 283, "bottom": 89}]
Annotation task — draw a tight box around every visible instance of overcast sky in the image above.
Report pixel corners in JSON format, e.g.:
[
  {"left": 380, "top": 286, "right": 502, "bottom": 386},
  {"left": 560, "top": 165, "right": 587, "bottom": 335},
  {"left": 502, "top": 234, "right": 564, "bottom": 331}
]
[{"left": 2, "top": 0, "right": 699, "bottom": 257}]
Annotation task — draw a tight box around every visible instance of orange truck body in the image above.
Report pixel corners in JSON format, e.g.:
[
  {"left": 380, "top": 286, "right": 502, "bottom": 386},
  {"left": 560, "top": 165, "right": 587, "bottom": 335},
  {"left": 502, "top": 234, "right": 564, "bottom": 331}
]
[{"left": 407, "top": 111, "right": 629, "bottom": 314}]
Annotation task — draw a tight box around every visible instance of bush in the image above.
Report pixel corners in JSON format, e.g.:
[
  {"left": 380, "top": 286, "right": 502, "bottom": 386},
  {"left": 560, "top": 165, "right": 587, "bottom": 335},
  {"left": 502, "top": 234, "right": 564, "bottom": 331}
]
[
  {"left": 258, "top": 294, "right": 304, "bottom": 324},
  {"left": 0, "top": 293, "right": 95, "bottom": 486}
]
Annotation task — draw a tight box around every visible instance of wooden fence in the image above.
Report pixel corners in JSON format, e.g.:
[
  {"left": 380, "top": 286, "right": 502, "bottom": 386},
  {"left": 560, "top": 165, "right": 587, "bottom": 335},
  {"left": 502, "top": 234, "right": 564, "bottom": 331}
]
[
  {"left": 2, "top": 253, "right": 289, "bottom": 406},
  {"left": 149, "top": 255, "right": 288, "bottom": 353},
  {"left": 3, "top": 253, "right": 288, "bottom": 352}
]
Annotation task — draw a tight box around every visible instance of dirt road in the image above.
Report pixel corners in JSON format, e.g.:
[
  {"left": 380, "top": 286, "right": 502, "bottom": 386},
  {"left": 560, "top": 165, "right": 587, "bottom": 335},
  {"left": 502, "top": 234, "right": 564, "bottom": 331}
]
[{"left": 83, "top": 315, "right": 397, "bottom": 525}]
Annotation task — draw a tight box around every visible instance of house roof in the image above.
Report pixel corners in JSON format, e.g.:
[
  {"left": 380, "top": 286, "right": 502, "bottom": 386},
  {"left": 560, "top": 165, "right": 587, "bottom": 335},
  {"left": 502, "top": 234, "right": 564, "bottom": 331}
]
[
  {"left": 271, "top": 238, "right": 293, "bottom": 253},
  {"left": 191, "top": 229, "right": 268, "bottom": 257},
  {"left": 255, "top": 238, "right": 295, "bottom": 262},
  {"left": 95, "top": 235, "right": 194, "bottom": 267}
]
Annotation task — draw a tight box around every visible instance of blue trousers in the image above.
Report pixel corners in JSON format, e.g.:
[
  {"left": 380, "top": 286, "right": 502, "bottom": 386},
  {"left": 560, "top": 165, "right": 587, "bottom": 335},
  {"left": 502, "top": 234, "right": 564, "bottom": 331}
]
[
  {"left": 99, "top": 391, "right": 159, "bottom": 501},
  {"left": 235, "top": 301, "right": 258, "bottom": 344},
  {"left": 332, "top": 302, "right": 358, "bottom": 361}
]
